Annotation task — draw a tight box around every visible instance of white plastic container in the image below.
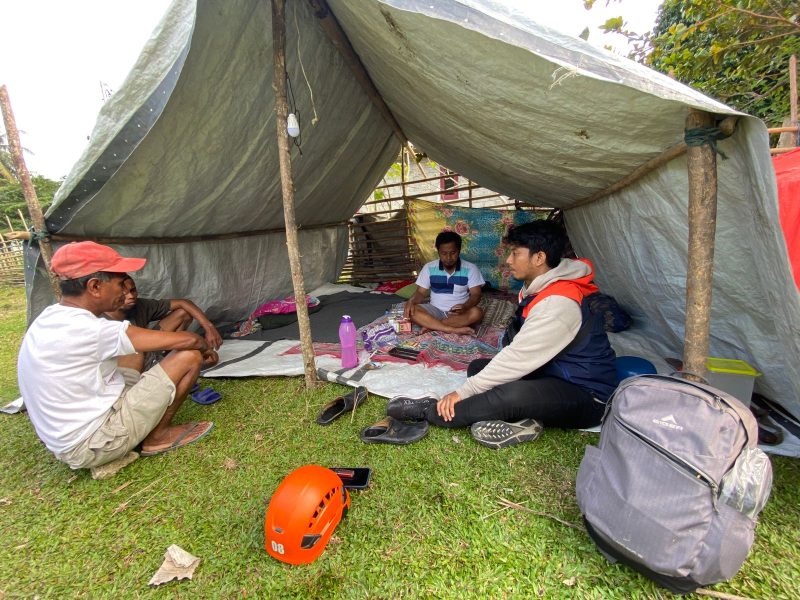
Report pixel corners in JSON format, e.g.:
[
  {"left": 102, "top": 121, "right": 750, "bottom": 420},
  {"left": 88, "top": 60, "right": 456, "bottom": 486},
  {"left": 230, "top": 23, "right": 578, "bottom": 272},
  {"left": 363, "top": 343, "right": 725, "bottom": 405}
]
[{"left": 705, "top": 358, "right": 761, "bottom": 408}]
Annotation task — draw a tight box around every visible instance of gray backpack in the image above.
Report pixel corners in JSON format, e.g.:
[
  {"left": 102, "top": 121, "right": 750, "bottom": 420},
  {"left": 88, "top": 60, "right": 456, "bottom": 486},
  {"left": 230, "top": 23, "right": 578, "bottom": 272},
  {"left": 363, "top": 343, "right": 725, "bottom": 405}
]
[{"left": 576, "top": 374, "right": 772, "bottom": 594}]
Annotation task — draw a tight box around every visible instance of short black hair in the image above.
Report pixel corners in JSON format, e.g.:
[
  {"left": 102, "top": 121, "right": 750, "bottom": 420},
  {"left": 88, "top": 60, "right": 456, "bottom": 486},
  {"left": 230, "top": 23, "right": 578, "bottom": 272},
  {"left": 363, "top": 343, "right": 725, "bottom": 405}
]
[
  {"left": 435, "top": 230, "right": 462, "bottom": 250},
  {"left": 502, "top": 220, "right": 567, "bottom": 268},
  {"left": 59, "top": 271, "right": 113, "bottom": 297}
]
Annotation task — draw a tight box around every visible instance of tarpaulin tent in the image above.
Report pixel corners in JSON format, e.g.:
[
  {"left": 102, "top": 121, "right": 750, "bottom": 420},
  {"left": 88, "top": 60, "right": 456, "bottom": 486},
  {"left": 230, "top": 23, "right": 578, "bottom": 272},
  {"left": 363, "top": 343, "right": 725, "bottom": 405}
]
[{"left": 25, "top": 0, "right": 800, "bottom": 418}]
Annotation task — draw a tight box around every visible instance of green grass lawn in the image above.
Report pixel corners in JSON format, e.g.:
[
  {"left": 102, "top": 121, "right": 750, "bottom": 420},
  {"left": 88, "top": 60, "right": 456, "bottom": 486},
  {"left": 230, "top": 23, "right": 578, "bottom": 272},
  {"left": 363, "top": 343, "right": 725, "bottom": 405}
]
[{"left": 1, "top": 285, "right": 798, "bottom": 598}]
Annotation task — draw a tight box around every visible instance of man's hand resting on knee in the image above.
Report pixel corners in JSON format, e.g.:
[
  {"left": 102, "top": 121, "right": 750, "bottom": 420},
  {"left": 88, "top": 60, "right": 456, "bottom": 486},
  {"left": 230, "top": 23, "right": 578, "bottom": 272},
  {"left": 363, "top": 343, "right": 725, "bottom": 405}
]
[{"left": 437, "top": 391, "right": 462, "bottom": 422}]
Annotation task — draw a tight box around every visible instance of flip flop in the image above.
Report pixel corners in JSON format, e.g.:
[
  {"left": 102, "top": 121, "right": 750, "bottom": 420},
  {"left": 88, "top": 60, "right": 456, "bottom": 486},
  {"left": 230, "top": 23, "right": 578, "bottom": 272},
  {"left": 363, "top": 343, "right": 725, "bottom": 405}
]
[
  {"left": 316, "top": 386, "right": 368, "bottom": 425},
  {"left": 140, "top": 421, "right": 214, "bottom": 457},
  {"left": 191, "top": 387, "right": 222, "bottom": 405},
  {"left": 359, "top": 416, "right": 428, "bottom": 445}
]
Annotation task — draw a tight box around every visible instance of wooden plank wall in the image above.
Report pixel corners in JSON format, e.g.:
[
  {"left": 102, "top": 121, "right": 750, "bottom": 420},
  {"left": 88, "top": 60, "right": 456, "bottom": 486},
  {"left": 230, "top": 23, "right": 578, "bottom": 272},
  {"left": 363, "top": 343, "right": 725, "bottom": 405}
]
[{"left": 338, "top": 168, "right": 544, "bottom": 284}]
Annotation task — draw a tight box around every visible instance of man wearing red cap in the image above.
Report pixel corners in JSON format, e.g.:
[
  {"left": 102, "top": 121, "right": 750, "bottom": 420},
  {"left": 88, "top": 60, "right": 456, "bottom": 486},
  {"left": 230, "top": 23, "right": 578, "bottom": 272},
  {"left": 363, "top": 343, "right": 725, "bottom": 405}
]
[{"left": 17, "top": 241, "right": 218, "bottom": 470}]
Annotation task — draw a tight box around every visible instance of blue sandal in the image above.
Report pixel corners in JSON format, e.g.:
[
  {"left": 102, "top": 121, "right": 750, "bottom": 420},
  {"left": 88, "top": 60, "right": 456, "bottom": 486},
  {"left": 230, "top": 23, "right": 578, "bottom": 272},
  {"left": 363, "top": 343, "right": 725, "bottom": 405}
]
[{"left": 190, "top": 384, "right": 222, "bottom": 405}]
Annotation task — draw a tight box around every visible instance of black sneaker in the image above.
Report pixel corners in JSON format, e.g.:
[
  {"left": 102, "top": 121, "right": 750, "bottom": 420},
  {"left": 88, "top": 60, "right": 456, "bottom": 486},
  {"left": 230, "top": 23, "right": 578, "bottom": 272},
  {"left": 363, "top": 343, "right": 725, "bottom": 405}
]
[
  {"left": 386, "top": 394, "right": 438, "bottom": 422},
  {"left": 470, "top": 419, "right": 543, "bottom": 449}
]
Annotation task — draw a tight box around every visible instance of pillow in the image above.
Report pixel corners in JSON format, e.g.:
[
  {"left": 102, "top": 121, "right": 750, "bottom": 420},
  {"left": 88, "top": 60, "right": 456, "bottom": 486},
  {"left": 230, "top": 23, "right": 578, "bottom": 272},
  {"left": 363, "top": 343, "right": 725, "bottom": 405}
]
[
  {"left": 257, "top": 302, "right": 322, "bottom": 330},
  {"left": 394, "top": 283, "right": 418, "bottom": 299}
]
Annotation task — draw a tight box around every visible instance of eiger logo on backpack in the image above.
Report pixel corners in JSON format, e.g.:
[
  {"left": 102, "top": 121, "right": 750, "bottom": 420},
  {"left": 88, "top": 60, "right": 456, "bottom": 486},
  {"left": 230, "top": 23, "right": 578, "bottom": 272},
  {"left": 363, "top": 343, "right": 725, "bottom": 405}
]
[{"left": 652, "top": 414, "right": 683, "bottom": 431}]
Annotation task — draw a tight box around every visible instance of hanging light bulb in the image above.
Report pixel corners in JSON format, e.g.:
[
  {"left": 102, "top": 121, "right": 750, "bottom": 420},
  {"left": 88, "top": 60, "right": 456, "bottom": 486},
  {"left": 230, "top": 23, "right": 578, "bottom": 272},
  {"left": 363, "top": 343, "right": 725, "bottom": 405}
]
[{"left": 287, "top": 113, "right": 300, "bottom": 138}]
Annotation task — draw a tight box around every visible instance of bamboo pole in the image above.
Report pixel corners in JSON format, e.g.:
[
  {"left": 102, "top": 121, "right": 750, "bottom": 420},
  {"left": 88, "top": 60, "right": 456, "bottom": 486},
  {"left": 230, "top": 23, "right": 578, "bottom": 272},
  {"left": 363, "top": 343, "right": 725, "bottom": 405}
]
[
  {"left": 573, "top": 116, "right": 736, "bottom": 209},
  {"left": 682, "top": 109, "right": 719, "bottom": 380},
  {"left": 768, "top": 126, "right": 799, "bottom": 134},
  {"left": 4, "top": 220, "right": 346, "bottom": 245},
  {"left": 16, "top": 209, "right": 29, "bottom": 231},
  {"left": 0, "top": 85, "right": 60, "bottom": 297},
  {"left": 272, "top": 0, "right": 318, "bottom": 388},
  {"left": 307, "top": 0, "right": 407, "bottom": 150}
]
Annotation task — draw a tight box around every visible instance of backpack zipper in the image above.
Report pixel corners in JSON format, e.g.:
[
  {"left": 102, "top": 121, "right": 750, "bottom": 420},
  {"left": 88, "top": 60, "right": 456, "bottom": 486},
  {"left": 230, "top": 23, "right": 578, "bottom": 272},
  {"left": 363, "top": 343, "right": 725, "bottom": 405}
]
[{"left": 613, "top": 416, "right": 720, "bottom": 510}]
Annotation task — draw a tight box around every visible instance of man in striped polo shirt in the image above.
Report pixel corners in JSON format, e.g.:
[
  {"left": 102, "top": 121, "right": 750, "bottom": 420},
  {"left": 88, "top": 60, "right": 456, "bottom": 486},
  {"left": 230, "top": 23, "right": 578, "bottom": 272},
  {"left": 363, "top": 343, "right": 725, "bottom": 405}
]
[{"left": 404, "top": 231, "right": 485, "bottom": 334}]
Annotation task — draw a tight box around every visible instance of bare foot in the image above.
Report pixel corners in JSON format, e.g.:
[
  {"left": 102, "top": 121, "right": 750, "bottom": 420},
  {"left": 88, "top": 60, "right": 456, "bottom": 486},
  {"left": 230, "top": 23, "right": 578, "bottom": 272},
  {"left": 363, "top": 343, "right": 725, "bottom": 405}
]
[
  {"left": 450, "top": 326, "right": 475, "bottom": 336},
  {"left": 141, "top": 421, "right": 213, "bottom": 455}
]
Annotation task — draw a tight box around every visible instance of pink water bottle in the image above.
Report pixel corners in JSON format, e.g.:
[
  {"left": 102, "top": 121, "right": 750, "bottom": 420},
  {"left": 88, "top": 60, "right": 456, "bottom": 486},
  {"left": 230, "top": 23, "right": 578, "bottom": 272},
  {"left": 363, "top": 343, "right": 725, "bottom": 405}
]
[{"left": 339, "top": 315, "right": 358, "bottom": 369}]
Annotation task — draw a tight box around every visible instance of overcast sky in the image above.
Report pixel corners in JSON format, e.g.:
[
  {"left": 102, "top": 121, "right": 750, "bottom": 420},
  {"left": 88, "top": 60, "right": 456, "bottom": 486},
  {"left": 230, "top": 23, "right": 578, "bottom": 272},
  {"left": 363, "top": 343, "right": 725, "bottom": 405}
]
[{"left": 1, "top": 0, "right": 661, "bottom": 180}]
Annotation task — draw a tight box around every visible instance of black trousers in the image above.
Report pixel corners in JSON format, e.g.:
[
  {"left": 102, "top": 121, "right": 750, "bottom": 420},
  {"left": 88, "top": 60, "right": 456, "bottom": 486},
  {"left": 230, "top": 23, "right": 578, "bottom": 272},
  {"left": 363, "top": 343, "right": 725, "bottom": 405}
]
[{"left": 424, "top": 359, "right": 606, "bottom": 429}]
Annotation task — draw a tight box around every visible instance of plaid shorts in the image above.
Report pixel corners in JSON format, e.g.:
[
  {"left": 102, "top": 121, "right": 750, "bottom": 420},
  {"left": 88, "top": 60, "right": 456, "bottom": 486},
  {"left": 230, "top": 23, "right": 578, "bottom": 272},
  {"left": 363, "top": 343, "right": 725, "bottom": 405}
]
[{"left": 418, "top": 303, "right": 449, "bottom": 320}]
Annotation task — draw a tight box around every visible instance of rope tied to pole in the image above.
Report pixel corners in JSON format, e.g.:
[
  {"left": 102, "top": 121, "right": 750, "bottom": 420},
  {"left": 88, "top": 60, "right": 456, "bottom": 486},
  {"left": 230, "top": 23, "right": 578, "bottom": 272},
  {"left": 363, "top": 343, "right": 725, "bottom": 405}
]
[
  {"left": 27, "top": 228, "right": 51, "bottom": 245},
  {"left": 684, "top": 126, "right": 729, "bottom": 159}
]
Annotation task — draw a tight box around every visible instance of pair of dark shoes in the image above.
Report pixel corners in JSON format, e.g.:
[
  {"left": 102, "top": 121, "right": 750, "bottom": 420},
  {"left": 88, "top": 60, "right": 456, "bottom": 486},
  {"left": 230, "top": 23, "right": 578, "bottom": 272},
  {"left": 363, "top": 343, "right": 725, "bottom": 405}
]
[
  {"left": 383, "top": 395, "right": 544, "bottom": 449},
  {"left": 316, "top": 386, "right": 368, "bottom": 425},
  {"left": 359, "top": 394, "right": 436, "bottom": 445}
]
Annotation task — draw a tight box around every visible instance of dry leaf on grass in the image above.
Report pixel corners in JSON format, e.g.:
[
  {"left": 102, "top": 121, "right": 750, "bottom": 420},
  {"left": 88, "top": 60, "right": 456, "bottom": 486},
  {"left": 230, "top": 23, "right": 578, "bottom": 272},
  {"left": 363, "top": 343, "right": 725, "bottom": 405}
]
[
  {"left": 222, "top": 458, "right": 238, "bottom": 470},
  {"left": 562, "top": 577, "right": 576, "bottom": 586},
  {"left": 111, "top": 481, "right": 133, "bottom": 494},
  {"left": 254, "top": 434, "right": 264, "bottom": 442},
  {"left": 0, "top": 497, "right": 12, "bottom": 506},
  {"left": 149, "top": 544, "right": 201, "bottom": 586}
]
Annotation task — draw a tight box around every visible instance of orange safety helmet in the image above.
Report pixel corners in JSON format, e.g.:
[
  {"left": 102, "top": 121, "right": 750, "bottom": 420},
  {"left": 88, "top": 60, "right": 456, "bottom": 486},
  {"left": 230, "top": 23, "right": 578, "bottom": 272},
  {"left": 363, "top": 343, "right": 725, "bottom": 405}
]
[{"left": 264, "top": 465, "right": 350, "bottom": 564}]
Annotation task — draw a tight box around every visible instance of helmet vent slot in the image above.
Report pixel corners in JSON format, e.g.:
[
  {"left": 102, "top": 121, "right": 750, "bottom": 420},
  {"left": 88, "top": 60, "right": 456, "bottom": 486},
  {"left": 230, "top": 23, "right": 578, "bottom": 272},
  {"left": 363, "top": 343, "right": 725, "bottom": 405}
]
[{"left": 301, "top": 534, "right": 322, "bottom": 549}]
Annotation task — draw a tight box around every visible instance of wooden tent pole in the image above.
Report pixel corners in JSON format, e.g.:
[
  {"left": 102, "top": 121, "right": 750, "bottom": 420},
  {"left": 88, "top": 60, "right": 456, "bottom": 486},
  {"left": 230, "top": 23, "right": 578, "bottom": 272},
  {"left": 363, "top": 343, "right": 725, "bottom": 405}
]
[
  {"left": 272, "top": 0, "right": 318, "bottom": 388},
  {"left": 4, "top": 219, "right": 346, "bottom": 245},
  {"left": 0, "top": 85, "right": 60, "bottom": 298},
  {"left": 682, "top": 109, "right": 718, "bottom": 380}
]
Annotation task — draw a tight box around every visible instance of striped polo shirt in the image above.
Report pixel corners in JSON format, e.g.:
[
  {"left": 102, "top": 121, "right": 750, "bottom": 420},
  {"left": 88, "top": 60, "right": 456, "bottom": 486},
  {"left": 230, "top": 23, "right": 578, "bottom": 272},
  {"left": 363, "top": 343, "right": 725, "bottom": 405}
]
[{"left": 415, "top": 258, "right": 485, "bottom": 312}]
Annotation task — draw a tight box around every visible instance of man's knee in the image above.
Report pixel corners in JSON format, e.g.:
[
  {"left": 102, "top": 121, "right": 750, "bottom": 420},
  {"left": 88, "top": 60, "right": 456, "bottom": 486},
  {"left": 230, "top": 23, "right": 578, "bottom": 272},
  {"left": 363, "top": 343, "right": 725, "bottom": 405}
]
[
  {"left": 468, "top": 307, "right": 484, "bottom": 325},
  {"left": 159, "top": 308, "right": 191, "bottom": 332},
  {"left": 158, "top": 349, "right": 203, "bottom": 382},
  {"left": 173, "top": 308, "right": 191, "bottom": 326}
]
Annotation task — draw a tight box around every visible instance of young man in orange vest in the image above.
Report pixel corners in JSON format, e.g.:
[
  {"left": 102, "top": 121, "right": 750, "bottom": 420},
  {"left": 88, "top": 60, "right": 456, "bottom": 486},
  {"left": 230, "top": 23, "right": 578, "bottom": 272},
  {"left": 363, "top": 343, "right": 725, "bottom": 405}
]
[{"left": 387, "top": 220, "right": 617, "bottom": 448}]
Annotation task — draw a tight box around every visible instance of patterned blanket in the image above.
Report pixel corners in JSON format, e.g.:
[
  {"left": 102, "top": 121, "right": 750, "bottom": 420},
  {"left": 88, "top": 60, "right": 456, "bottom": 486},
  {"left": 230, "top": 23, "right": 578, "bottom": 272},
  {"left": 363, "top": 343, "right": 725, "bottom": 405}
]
[{"left": 281, "top": 296, "right": 516, "bottom": 371}]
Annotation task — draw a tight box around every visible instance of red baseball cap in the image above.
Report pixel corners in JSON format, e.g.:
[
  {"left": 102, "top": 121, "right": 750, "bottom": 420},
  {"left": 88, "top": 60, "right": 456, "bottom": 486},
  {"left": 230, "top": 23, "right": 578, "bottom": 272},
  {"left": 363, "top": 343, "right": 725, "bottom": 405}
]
[{"left": 50, "top": 241, "right": 147, "bottom": 280}]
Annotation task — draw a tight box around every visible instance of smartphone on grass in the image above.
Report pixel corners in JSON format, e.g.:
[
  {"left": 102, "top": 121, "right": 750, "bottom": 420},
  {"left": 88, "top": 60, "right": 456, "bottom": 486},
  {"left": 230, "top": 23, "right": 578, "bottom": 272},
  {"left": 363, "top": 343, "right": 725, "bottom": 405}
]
[{"left": 330, "top": 467, "right": 372, "bottom": 490}]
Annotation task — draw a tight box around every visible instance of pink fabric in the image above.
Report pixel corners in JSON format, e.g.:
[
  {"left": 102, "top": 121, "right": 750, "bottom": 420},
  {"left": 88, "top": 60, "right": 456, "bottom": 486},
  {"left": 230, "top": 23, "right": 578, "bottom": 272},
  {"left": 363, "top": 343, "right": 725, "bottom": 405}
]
[
  {"left": 281, "top": 342, "right": 410, "bottom": 364},
  {"left": 252, "top": 294, "right": 320, "bottom": 317},
  {"left": 773, "top": 148, "right": 800, "bottom": 288},
  {"left": 374, "top": 279, "right": 416, "bottom": 293}
]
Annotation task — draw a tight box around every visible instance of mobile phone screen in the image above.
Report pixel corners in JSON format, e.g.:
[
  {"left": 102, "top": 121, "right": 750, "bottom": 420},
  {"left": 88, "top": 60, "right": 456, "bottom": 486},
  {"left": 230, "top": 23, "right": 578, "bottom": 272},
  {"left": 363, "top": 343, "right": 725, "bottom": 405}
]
[{"left": 330, "top": 467, "right": 372, "bottom": 489}]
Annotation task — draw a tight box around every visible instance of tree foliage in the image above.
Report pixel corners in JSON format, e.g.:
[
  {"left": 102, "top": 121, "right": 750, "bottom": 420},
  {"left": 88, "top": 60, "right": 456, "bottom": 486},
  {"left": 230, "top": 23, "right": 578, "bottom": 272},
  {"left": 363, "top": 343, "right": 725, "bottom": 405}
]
[
  {"left": 599, "top": 0, "right": 800, "bottom": 125},
  {"left": 0, "top": 133, "right": 18, "bottom": 184},
  {"left": 0, "top": 176, "right": 60, "bottom": 232}
]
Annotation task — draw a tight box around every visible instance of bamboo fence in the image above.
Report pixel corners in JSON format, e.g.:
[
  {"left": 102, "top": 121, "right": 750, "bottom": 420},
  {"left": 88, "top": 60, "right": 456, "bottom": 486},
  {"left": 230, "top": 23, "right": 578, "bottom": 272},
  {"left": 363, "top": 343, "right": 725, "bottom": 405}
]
[{"left": 0, "top": 232, "right": 24, "bottom": 286}]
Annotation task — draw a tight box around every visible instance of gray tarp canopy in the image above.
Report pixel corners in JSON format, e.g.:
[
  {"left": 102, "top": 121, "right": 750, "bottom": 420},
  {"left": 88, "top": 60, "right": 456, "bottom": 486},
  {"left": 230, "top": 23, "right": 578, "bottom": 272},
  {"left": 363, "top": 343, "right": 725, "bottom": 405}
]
[{"left": 27, "top": 0, "right": 800, "bottom": 417}]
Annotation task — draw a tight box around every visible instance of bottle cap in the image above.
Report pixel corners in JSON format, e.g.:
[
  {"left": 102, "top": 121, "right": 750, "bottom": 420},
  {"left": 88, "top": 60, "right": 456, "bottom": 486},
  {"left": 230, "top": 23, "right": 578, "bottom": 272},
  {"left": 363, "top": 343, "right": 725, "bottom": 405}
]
[{"left": 341, "top": 315, "right": 352, "bottom": 322}]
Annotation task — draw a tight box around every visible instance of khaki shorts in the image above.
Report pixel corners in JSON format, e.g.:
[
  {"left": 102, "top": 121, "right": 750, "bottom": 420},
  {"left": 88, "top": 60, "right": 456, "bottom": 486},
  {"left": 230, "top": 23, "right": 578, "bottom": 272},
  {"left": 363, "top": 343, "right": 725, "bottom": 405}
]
[{"left": 58, "top": 365, "right": 176, "bottom": 469}]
